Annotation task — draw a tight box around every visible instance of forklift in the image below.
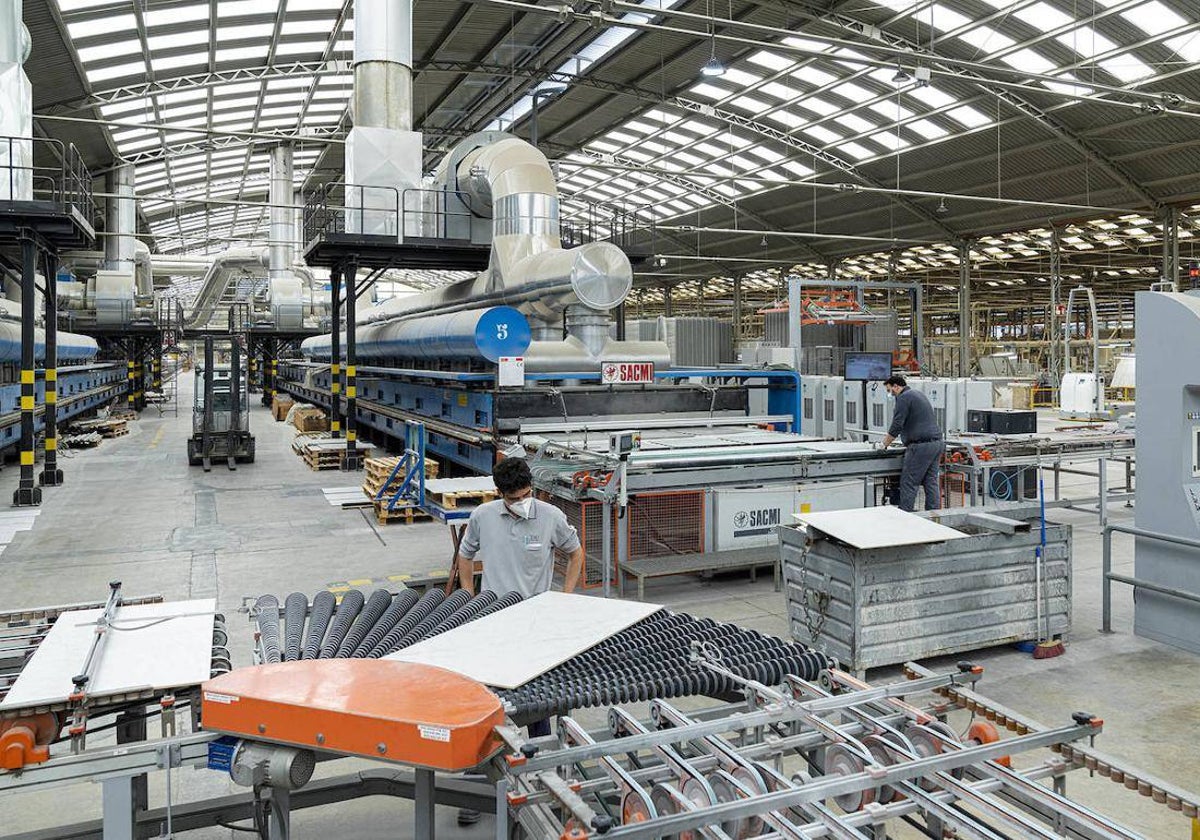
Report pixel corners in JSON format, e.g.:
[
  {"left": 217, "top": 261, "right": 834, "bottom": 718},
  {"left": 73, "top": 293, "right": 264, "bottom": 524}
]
[{"left": 187, "top": 336, "right": 255, "bottom": 470}]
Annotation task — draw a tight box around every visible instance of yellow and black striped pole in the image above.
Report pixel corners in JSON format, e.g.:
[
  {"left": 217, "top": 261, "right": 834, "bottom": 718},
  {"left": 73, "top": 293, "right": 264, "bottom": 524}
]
[
  {"left": 329, "top": 264, "right": 342, "bottom": 440},
  {"left": 40, "top": 251, "right": 62, "bottom": 487},
  {"left": 343, "top": 258, "right": 361, "bottom": 470},
  {"left": 13, "top": 235, "right": 41, "bottom": 506},
  {"left": 126, "top": 358, "right": 136, "bottom": 409}
]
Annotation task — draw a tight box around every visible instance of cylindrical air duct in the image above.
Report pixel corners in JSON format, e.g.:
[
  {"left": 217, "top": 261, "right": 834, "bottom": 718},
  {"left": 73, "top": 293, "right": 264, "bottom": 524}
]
[
  {"left": 105, "top": 164, "right": 137, "bottom": 277},
  {"left": 302, "top": 305, "right": 531, "bottom": 363},
  {"left": 268, "top": 144, "right": 294, "bottom": 280},
  {"left": 353, "top": 0, "right": 412, "bottom": 131},
  {"left": 0, "top": 323, "right": 97, "bottom": 362},
  {"left": 0, "top": 3, "right": 30, "bottom": 65}
]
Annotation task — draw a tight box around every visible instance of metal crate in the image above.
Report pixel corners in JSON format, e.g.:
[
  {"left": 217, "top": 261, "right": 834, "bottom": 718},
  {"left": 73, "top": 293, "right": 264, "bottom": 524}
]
[{"left": 780, "top": 504, "right": 1071, "bottom": 673}]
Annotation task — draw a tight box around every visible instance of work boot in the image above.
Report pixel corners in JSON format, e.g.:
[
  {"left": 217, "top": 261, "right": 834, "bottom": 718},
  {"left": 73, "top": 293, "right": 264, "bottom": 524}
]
[{"left": 457, "top": 808, "right": 481, "bottom": 826}]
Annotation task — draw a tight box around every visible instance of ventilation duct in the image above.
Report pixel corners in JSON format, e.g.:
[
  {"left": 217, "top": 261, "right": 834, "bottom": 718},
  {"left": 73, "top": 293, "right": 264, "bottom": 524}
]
[{"left": 0, "top": 1, "right": 32, "bottom": 201}]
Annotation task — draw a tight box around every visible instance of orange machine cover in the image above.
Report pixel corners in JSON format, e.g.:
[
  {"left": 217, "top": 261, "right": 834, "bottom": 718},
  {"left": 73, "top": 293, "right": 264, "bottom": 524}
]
[{"left": 201, "top": 659, "right": 505, "bottom": 771}]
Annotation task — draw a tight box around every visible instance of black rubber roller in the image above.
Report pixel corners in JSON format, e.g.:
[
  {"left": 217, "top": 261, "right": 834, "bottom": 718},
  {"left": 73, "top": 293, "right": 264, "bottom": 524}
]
[
  {"left": 366, "top": 588, "right": 445, "bottom": 658},
  {"left": 336, "top": 589, "right": 395, "bottom": 658},
  {"left": 254, "top": 595, "right": 281, "bottom": 664},
  {"left": 319, "top": 589, "right": 364, "bottom": 659},
  {"left": 394, "top": 589, "right": 473, "bottom": 649},
  {"left": 352, "top": 589, "right": 420, "bottom": 657},
  {"left": 302, "top": 591, "right": 336, "bottom": 660},
  {"left": 423, "top": 590, "right": 497, "bottom": 640},
  {"left": 283, "top": 592, "right": 308, "bottom": 662}
]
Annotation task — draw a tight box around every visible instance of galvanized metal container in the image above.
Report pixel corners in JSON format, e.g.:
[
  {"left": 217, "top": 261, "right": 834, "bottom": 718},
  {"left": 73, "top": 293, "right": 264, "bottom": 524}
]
[{"left": 780, "top": 504, "right": 1071, "bottom": 673}]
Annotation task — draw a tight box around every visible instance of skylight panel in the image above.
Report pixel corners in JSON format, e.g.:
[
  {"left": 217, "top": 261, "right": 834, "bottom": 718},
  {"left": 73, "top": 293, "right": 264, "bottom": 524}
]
[
  {"left": 68, "top": 14, "right": 137, "bottom": 38},
  {"left": 219, "top": 0, "right": 278, "bottom": 17},
  {"left": 836, "top": 141, "right": 874, "bottom": 160},
  {"left": 907, "top": 85, "right": 956, "bottom": 108},
  {"left": 907, "top": 118, "right": 948, "bottom": 139},
  {"left": 1001, "top": 49, "right": 1057, "bottom": 74},
  {"left": 661, "top": 130, "right": 694, "bottom": 145},
  {"left": 868, "top": 100, "right": 914, "bottom": 121},
  {"left": 781, "top": 161, "right": 814, "bottom": 177},
  {"left": 946, "top": 105, "right": 991, "bottom": 128},
  {"left": 88, "top": 61, "right": 148, "bottom": 83},
  {"left": 798, "top": 96, "right": 838, "bottom": 116},
  {"left": 641, "top": 140, "right": 671, "bottom": 155},
  {"left": 722, "top": 68, "right": 764, "bottom": 87},
  {"left": 873, "top": 0, "right": 916, "bottom": 9},
  {"left": 957, "top": 25, "right": 1015, "bottom": 53},
  {"left": 625, "top": 120, "right": 657, "bottom": 135},
  {"left": 1043, "top": 73, "right": 1094, "bottom": 94},
  {"left": 928, "top": 4, "right": 972, "bottom": 32},
  {"left": 1121, "top": 2, "right": 1187, "bottom": 36},
  {"left": 682, "top": 120, "right": 719, "bottom": 135},
  {"left": 1165, "top": 34, "right": 1200, "bottom": 63},
  {"left": 146, "top": 29, "right": 210, "bottom": 51},
  {"left": 588, "top": 140, "right": 619, "bottom": 153},
  {"left": 690, "top": 82, "right": 733, "bottom": 100},
  {"left": 1058, "top": 26, "right": 1119, "bottom": 58},
  {"left": 748, "top": 147, "right": 784, "bottom": 163},
  {"left": 803, "top": 125, "right": 842, "bottom": 144},
  {"left": 281, "top": 19, "right": 339, "bottom": 35},
  {"left": 730, "top": 95, "right": 769, "bottom": 113},
  {"left": 869, "top": 131, "right": 910, "bottom": 151},
  {"left": 623, "top": 149, "right": 653, "bottom": 163},
  {"left": 218, "top": 23, "right": 275, "bottom": 41},
  {"left": 1015, "top": 3, "right": 1074, "bottom": 31},
  {"left": 760, "top": 82, "right": 799, "bottom": 101},
  {"left": 276, "top": 41, "right": 330, "bottom": 56},
  {"left": 674, "top": 151, "right": 705, "bottom": 167},
  {"left": 748, "top": 51, "right": 793, "bottom": 72},
  {"left": 1099, "top": 54, "right": 1154, "bottom": 82},
  {"left": 153, "top": 53, "right": 207, "bottom": 72},
  {"left": 101, "top": 98, "right": 153, "bottom": 118},
  {"left": 216, "top": 46, "right": 267, "bottom": 63},
  {"left": 764, "top": 110, "right": 805, "bottom": 128},
  {"left": 606, "top": 130, "right": 638, "bottom": 145},
  {"left": 834, "top": 113, "right": 877, "bottom": 133},
  {"left": 728, "top": 154, "right": 759, "bottom": 171},
  {"left": 831, "top": 82, "right": 872, "bottom": 102},
  {"left": 77, "top": 41, "right": 141, "bottom": 62},
  {"left": 791, "top": 66, "right": 836, "bottom": 87}
]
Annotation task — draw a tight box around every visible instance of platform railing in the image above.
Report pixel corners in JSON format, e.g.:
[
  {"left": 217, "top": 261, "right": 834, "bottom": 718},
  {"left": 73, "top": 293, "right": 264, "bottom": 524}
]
[
  {"left": 0, "top": 135, "right": 96, "bottom": 225},
  {"left": 303, "top": 181, "right": 402, "bottom": 243},
  {"left": 1101, "top": 523, "right": 1200, "bottom": 633}
]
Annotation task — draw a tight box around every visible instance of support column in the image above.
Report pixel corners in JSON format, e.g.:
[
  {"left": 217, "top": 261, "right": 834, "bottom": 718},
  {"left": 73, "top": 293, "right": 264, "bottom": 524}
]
[
  {"left": 662, "top": 283, "right": 672, "bottom": 317},
  {"left": 957, "top": 240, "right": 971, "bottom": 377},
  {"left": 14, "top": 234, "right": 40, "bottom": 506},
  {"left": 732, "top": 274, "right": 743, "bottom": 341},
  {"left": 788, "top": 273, "right": 803, "bottom": 374},
  {"left": 40, "top": 250, "right": 62, "bottom": 487},
  {"left": 329, "top": 266, "right": 342, "bottom": 439},
  {"left": 1161, "top": 206, "right": 1180, "bottom": 286},
  {"left": 1049, "top": 229, "right": 1062, "bottom": 384},
  {"left": 343, "top": 259, "right": 361, "bottom": 470}
]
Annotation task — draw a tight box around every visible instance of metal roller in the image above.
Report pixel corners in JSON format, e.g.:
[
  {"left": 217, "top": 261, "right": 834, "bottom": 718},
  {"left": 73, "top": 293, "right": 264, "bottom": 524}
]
[
  {"left": 301, "top": 591, "right": 336, "bottom": 660},
  {"left": 318, "top": 589, "right": 365, "bottom": 659},
  {"left": 351, "top": 589, "right": 420, "bottom": 657},
  {"left": 253, "top": 595, "right": 281, "bottom": 664},
  {"left": 282, "top": 592, "right": 308, "bottom": 662},
  {"left": 335, "top": 589, "right": 394, "bottom": 658},
  {"left": 391, "top": 588, "right": 473, "bottom": 650},
  {"left": 365, "top": 588, "right": 445, "bottom": 658}
]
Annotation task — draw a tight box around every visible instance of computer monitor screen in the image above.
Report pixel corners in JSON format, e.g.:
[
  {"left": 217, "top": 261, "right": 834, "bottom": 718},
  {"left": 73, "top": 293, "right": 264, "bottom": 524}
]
[{"left": 844, "top": 352, "right": 893, "bottom": 382}]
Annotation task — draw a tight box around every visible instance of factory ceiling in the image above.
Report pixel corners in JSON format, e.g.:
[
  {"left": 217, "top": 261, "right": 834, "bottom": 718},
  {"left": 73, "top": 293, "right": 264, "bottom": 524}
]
[{"left": 25, "top": 0, "right": 1200, "bottom": 300}]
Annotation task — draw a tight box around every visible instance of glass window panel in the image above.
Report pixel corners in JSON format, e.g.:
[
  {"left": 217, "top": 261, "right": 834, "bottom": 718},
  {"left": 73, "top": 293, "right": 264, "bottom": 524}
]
[
  {"left": 1057, "top": 26, "right": 1119, "bottom": 58},
  {"left": 831, "top": 82, "right": 873, "bottom": 102},
  {"left": 275, "top": 41, "right": 329, "bottom": 55},
  {"left": 834, "top": 113, "right": 877, "bottom": 133},
  {"left": 216, "top": 46, "right": 266, "bottom": 62},
  {"left": 1165, "top": 34, "right": 1200, "bottom": 62},
  {"left": 907, "top": 118, "right": 948, "bottom": 139},
  {"left": 781, "top": 161, "right": 813, "bottom": 176},
  {"left": 764, "top": 109, "right": 805, "bottom": 128},
  {"left": 1015, "top": 3, "right": 1074, "bottom": 30},
  {"left": 1099, "top": 54, "right": 1154, "bottom": 82},
  {"left": 747, "top": 51, "right": 793, "bottom": 71},
  {"left": 798, "top": 96, "right": 838, "bottom": 116},
  {"left": 722, "top": 68, "right": 763, "bottom": 86},
  {"left": 690, "top": 82, "right": 733, "bottom": 100},
  {"left": 77, "top": 41, "right": 141, "bottom": 62},
  {"left": 281, "top": 19, "right": 338, "bottom": 35},
  {"left": 928, "top": 4, "right": 971, "bottom": 31},
  {"left": 868, "top": 100, "right": 915, "bottom": 120},
  {"left": 837, "top": 142, "right": 874, "bottom": 160},
  {"left": 1122, "top": 2, "right": 1187, "bottom": 35},
  {"left": 731, "top": 95, "right": 769, "bottom": 112},
  {"left": 217, "top": 23, "right": 275, "bottom": 40},
  {"left": 87, "top": 60, "right": 148, "bottom": 82},
  {"left": 68, "top": 14, "right": 137, "bottom": 38},
  {"left": 152, "top": 53, "right": 207, "bottom": 72},
  {"left": 790, "top": 65, "right": 836, "bottom": 87},
  {"left": 803, "top": 125, "right": 842, "bottom": 144},
  {"left": 907, "top": 85, "right": 956, "bottom": 108},
  {"left": 760, "top": 81, "right": 800, "bottom": 101},
  {"left": 946, "top": 105, "right": 991, "bottom": 127},
  {"left": 869, "top": 131, "right": 910, "bottom": 151}
]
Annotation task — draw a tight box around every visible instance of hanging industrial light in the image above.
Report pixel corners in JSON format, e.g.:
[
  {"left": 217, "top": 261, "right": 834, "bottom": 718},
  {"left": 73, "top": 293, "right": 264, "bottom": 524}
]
[
  {"left": 892, "top": 65, "right": 911, "bottom": 83},
  {"left": 701, "top": 0, "right": 725, "bottom": 77}
]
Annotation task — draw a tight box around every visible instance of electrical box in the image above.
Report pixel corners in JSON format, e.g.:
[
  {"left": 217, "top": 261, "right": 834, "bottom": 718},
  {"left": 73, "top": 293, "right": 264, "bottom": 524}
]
[
  {"left": 866, "top": 381, "right": 893, "bottom": 437},
  {"left": 842, "top": 380, "right": 866, "bottom": 438},
  {"left": 820, "top": 376, "right": 845, "bottom": 440},
  {"left": 608, "top": 430, "right": 641, "bottom": 458},
  {"left": 801, "top": 376, "right": 824, "bottom": 436}
]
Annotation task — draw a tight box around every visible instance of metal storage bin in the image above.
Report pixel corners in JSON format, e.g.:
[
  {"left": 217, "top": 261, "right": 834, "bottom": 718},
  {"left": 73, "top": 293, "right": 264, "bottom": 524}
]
[{"left": 780, "top": 504, "right": 1071, "bottom": 673}]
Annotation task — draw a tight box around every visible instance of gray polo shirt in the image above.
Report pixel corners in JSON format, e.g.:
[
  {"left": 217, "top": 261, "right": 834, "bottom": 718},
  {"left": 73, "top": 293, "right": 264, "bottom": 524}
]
[{"left": 458, "top": 499, "right": 582, "bottom": 598}]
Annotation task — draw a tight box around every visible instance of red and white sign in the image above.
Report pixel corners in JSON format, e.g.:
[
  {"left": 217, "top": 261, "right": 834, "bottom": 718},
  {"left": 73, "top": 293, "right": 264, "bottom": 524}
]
[{"left": 601, "top": 361, "right": 655, "bottom": 384}]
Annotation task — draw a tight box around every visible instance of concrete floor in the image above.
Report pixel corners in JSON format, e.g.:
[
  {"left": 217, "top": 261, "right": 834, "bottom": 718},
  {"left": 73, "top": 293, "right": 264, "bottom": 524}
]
[{"left": 2, "top": 380, "right": 1197, "bottom": 839}]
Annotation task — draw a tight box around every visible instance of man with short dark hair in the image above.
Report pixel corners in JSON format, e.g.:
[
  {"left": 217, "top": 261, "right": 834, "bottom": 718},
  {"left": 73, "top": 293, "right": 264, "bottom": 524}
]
[
  {"left": 457, "top": 456, "right": 584, "bottom": 597},
  {"left": 881, "top": 375, "right": 945, "bottom": 511}
]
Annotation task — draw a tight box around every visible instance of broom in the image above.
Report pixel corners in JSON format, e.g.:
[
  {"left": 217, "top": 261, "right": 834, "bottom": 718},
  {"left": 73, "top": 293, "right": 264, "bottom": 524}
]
[{"left": 1033, "top": 465, "right": 1065, "bottom": 659}]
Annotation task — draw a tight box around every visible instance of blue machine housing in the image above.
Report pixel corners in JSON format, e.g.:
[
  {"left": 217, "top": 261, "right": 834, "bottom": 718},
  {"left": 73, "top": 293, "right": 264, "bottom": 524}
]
[
  {"left": 0, "top": 363, "right": 126, "bottom": 453},
  {"left": 0, "top": 321, "right": 99, "bottom": 363}
]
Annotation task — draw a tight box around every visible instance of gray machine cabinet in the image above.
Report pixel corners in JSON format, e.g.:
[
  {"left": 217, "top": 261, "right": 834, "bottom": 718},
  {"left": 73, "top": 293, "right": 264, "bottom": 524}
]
[{"left": 780, "top": 506, "right": 1071, "bottom": 673}]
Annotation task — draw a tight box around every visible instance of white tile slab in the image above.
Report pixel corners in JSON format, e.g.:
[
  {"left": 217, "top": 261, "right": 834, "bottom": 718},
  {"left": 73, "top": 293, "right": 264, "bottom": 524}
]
[
  {"left": 793, "top": 506, "right": 969, "bottom": 550},
  {"left": 1, "top": 599, "right": 216, "bottom": 710},
  {"left": 424, "top": 476, "right": 495, "bottom": 493},
  {"left": 385, "top": 592, "right": 661, "bottom": 689}
]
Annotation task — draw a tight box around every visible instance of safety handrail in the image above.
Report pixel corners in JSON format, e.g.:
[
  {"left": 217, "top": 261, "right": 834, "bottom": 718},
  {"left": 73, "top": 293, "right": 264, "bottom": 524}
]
[
  {"left": 1101, "top": 522, "right": 1200, "bottom": 633},
  {"left": 0, "top": 135, "right": 96, "bottom": 225}
]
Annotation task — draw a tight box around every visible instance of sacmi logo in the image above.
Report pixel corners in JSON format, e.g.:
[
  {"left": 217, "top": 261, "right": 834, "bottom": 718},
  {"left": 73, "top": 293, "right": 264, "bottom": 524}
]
[{"left": 733, "top": 507, "right": 781, "bottom": 538}]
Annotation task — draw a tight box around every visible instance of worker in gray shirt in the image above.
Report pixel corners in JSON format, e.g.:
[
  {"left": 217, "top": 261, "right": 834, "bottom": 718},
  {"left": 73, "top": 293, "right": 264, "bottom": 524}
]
[
  {"left": 881, "top": 375, "right": 945, "bottom": 511},
  {"left": 457, "top": 456, "right": 584, "bottom": 598},
  {"left": 454, "top": 455, "right": 584, "bottom": 827}
]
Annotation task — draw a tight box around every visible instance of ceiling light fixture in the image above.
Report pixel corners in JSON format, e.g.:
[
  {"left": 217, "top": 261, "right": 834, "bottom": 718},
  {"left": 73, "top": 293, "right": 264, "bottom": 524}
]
[
  {"left": 701, "top": 0, "right": 725, "bottom": 77},
  {"left": 892, "top": 66, "right": 910, "bottom": 83},
  {"left": 935, "top": 197, "right": 950, "bottom": 217}
]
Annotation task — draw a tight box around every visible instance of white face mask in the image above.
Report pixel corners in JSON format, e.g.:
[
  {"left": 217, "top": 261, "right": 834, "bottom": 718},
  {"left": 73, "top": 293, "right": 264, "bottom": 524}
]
[{"left": 507, "top": 498, "right": 533, "bottom": 518}]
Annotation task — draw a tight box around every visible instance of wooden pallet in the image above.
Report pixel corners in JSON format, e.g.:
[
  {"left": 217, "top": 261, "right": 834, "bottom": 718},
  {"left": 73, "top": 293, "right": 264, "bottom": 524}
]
[
  {"left": 425, "top": 488, "right": 497, "bottom": 509},
  {"left": 364, "top": 455, "right": 438, "bottom": 481},
  {"left": 373, "top": 502, "right": 432, "bottom": 525},
  {"left": 292, "top": 433, "right": 328, "bottom": 455},
  {"left": 73, "top": 418, "right": 128, "bottom": 437},
  {"left": 304, "top": 451, "right": 345, "bottom": 471},
  {"left": 109, "top": 410, "right": 138, "bottom": 422}
]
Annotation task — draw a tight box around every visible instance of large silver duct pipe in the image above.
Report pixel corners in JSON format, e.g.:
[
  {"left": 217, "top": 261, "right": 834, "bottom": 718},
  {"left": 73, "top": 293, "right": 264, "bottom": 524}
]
[
  {"left": 353, "top": 0, "right": 412, "bottom": 131},
  {"left": 268, "top": 145, "right": 294, "bottom": 280},
  {"left": 0, "top": 3, "right": 33, "bottom": 202},
  {"left": 105, "top": 163, "right": 138, "bottom": 281}
]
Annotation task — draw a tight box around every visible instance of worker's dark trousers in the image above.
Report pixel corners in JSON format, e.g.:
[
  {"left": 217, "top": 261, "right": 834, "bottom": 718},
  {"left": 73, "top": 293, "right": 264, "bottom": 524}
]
[{"left": 899, "top": 440, "right": 945, "bottom": 511}]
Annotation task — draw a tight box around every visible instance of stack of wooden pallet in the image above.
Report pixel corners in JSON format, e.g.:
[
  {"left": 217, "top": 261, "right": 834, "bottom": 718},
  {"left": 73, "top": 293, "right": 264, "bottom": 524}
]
[
  {"left": 71, "top": 417, "right": 128, "bottom": 438},
  {"left": 361, "top": 455, "right": 439, "bottom": 500},
  {"left": 295, "top": 437, "right": 373, "bottom": 471},
  {"left": 424, "top": 477, "right": 498, "bottom": 509}
]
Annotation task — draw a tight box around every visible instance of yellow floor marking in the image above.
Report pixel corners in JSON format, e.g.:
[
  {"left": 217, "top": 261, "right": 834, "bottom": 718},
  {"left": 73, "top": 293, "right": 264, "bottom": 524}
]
[{"left": 147, "top": 426, "right": 165, "bottom": 449}]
